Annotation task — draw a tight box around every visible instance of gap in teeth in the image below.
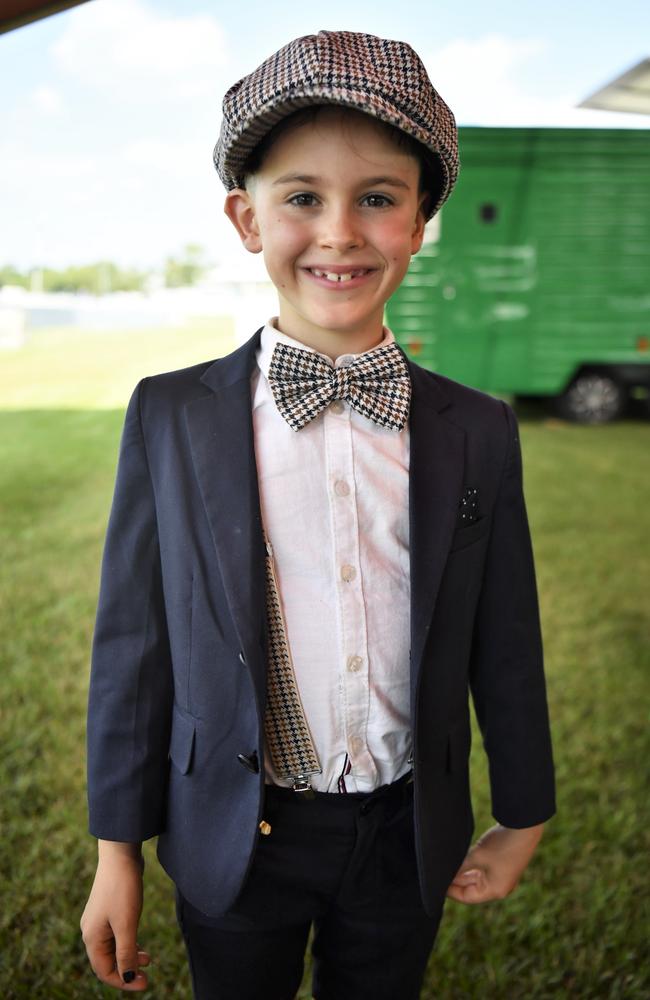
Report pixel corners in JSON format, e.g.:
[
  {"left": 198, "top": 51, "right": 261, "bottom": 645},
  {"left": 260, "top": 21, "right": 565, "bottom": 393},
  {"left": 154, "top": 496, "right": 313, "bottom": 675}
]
[{"left": 311, "top": 268, "right": 366, "bottom": 282}]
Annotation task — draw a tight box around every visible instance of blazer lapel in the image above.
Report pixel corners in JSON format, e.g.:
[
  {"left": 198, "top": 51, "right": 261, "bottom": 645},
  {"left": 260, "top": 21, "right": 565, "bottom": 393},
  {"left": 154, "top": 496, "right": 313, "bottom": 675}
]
[
  {"left": 406, "top": 359, "right": 466, "bottom": 713},
  {"left": 185, "top": 330, "right": 266, "bottom": 691}
]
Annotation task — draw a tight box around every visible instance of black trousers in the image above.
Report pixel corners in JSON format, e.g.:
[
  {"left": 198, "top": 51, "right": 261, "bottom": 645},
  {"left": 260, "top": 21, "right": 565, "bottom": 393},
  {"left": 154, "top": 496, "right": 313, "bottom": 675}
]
[{"left": 175, "top": 772, "right": 446, "bottom": 1000}]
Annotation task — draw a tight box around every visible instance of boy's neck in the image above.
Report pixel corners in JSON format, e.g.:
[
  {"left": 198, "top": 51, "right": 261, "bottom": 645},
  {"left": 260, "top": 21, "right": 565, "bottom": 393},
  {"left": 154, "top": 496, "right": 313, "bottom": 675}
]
[{"left": 272, "top": 318, "right": 386, "bottom": 363}]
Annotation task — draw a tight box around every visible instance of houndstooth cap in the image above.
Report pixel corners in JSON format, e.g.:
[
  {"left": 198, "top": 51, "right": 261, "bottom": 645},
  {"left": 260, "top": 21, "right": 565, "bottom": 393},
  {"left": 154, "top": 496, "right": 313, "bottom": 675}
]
[{"left": 213, "top": 30, "right": 459, "bottom": 219}]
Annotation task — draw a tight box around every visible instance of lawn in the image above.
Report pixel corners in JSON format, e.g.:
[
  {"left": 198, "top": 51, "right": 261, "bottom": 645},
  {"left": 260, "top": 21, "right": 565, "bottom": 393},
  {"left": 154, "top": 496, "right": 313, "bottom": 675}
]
[{"left": 1, "top": 325, "right": 649, "bottom": 998}]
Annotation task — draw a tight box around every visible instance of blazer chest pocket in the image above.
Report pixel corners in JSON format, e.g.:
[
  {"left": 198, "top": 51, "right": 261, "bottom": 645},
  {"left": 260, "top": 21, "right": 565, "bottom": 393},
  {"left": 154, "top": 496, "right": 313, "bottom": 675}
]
[
  {"left": 449, "top": 516, "right": 489, "bottom": 554},
  {"left": 169, "top": 704, "right": 196, "bottom": 775}
]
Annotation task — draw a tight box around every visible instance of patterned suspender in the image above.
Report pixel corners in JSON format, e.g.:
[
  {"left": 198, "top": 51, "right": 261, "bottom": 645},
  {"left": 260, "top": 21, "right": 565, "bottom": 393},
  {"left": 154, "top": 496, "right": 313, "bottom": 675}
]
[{"left": 262, "top": 529, "right": 322, "bottom": 792}]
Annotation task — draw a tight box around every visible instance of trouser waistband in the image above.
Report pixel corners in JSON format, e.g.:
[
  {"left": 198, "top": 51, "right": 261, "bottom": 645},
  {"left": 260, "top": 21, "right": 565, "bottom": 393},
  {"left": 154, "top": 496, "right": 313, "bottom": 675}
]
[{"left": 264, "top": 768, "right": 414, "bottom": 808}]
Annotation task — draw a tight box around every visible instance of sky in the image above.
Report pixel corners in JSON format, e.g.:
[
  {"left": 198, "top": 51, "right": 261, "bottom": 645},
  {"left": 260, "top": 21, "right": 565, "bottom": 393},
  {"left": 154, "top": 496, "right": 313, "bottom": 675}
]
[{"left": 1, "top": 0, "right": 649, "bottom": 273}]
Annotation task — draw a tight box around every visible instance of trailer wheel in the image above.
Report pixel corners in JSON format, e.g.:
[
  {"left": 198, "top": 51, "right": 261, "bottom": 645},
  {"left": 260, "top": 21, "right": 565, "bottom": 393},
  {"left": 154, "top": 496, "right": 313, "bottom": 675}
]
[{"left": 555, "top": 372, "right": 624, "bottom": 424}]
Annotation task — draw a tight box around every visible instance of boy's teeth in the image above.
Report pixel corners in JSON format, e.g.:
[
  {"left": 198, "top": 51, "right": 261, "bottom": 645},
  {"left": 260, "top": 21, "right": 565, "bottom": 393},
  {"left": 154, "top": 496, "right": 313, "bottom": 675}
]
[{"left": 311, "top": 268, "right": 366, "bottom": 282}]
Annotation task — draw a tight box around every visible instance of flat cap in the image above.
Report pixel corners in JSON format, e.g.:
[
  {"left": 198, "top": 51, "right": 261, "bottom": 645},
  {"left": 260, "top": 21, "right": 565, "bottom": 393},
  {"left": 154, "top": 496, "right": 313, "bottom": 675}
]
[{"left": 214, "top": 30, "right": 459, "bottom": 218}]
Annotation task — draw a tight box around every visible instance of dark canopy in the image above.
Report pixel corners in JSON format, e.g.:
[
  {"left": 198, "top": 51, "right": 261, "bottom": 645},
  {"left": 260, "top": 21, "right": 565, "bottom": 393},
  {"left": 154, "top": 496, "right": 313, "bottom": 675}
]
[{"left": 0, "top": 0, "right": 89, "bottom": 35}]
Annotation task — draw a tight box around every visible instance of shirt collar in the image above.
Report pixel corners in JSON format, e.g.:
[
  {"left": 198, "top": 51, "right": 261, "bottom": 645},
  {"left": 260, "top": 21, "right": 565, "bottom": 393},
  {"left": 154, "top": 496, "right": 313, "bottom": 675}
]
[{"left": 256, "top": 318, "right": 396, "bottom": 381}]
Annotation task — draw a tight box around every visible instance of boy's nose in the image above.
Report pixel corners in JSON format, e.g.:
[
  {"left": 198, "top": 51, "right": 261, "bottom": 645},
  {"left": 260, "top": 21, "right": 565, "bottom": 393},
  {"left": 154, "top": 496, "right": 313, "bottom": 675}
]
[{"left": 318, "top": 208, "right": 364, "bottom": 251}]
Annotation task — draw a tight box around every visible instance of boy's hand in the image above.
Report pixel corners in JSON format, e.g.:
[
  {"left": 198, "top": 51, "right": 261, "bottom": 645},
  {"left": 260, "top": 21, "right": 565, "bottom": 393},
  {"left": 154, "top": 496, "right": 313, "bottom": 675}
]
[
  {"left": 80, "top": 842, "right": 150, "bottom": 991},
  {"left": 446, "top": 822, "right": 544, "bottom": 904}
]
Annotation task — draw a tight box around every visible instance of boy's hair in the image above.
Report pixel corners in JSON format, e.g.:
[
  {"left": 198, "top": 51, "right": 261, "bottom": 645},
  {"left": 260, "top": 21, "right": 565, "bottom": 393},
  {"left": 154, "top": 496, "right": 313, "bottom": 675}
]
[
  {"left": 214, "top": 30, "right": 459, "bottom": 220},
  {"left": 240, "top": 105, "right": 446, "bottom": 221}
]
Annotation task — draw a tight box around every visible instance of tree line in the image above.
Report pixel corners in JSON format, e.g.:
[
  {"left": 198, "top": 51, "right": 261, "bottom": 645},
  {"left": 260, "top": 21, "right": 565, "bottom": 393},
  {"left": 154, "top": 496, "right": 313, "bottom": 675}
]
[{"left": 0, "top": 244, "right": 208, "bottom": 295}]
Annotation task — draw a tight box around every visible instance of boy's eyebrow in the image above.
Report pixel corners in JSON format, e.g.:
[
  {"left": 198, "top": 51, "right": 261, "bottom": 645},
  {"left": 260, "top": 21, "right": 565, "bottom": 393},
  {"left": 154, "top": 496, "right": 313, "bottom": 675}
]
[{"left": 271, "top": 172, "right": 412, "bottom": 190}]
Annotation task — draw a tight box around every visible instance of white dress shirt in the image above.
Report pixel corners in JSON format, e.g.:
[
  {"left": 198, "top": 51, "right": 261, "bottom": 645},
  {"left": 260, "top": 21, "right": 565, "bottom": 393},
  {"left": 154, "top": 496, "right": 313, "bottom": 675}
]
[{"left": 252, "top": 319, "right": 412, "bottom": 793}]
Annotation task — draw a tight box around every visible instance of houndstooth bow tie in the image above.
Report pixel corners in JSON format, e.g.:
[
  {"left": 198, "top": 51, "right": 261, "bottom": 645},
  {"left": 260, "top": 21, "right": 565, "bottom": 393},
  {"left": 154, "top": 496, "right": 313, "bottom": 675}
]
[{"left": 267, "top": 340, "right": 411, "bottom": 431}]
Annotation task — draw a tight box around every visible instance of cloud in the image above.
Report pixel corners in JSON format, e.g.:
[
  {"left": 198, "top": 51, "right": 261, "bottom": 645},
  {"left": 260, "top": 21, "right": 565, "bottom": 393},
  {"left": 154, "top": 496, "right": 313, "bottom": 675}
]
[
  {"left": 31, "top": 86, "right": 64, "bottom": 115},
  {"left": 426, "top": 34, "right": 648, "bottom": 128},
  {"left": 1, "top": 0, "right": 233, "bottom": 272},
  {"left": 51, "top": 0, "right": 228, "bottom": 100},
  {"left": 121, "top": 137, "right": 207, "bottom": 176},
  {"left": 2, "top": 143, "right": 96, "bottom": 183},
  {"left": 0, "top": 133, "right": 235, "bottom": 270}
]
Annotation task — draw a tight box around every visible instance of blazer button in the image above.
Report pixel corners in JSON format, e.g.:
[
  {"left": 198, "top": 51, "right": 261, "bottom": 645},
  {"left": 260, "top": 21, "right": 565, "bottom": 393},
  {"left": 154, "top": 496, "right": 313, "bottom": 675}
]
[
  {"left": 238, "top": 650, "right": 247, "bottom": 665},
  {"left": 237, "top": 751, "right": 259, "bottom": 774}
]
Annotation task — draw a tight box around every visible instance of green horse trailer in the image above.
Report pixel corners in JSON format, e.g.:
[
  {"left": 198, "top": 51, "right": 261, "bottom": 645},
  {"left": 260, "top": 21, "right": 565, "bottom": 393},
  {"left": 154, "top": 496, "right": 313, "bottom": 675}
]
[{"left": 386, "top": 127, "right": 650, "bottom": 422}]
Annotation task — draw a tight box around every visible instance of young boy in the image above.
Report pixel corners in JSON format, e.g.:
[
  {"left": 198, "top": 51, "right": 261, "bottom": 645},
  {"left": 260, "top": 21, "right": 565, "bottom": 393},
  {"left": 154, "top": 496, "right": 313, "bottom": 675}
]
[{"left": 81, "top": 30, "right": 555, "bottom": 1000}]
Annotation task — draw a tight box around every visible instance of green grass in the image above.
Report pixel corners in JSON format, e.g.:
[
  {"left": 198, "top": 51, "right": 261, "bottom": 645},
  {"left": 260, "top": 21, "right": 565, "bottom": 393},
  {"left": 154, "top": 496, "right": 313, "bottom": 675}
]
[
  {"left": 0, "top": 320, "right": 235, "bottom": 409},
  {"left": 1, "top": 327, "right": 649, "bottom": 998}
]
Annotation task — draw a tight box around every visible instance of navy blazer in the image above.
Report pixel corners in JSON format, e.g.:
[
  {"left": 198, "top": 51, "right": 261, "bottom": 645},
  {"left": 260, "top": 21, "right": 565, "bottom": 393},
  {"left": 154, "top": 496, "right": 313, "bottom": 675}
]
[{"left": 86, "top": 328, "right": 556, "bottom": 917}]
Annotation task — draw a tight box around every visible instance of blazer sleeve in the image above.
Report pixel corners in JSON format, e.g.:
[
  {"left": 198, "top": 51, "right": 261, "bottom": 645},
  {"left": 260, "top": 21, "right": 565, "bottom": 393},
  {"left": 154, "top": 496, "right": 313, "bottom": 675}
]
[
  {"left": 86, "top": 379, "right": 174, "bottom": 842},
  {"left": 469, "top": 401, "right": 556, "bottom": 828}
]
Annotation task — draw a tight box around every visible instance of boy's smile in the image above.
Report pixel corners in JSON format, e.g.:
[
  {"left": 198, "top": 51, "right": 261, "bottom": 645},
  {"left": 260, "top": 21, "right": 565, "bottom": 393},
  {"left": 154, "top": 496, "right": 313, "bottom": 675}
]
[{"left": 224, "top": 108, "right": 426, "bottom": 359}]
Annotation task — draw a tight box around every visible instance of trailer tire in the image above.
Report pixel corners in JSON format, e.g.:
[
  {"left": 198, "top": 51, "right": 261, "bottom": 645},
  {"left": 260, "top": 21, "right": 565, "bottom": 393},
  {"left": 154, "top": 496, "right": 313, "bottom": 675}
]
[{"left": 555, "top": 372, "right": 624, "bottom": 424}]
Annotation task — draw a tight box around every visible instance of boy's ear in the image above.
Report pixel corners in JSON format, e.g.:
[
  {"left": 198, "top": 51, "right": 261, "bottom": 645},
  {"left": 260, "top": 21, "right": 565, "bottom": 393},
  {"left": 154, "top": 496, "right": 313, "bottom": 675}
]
[
  {"left": 224, "top": 189, "right": 263, "bottom": 253},
  {"left": 410, "top": 197, "right": 427, "bottom": 256}
]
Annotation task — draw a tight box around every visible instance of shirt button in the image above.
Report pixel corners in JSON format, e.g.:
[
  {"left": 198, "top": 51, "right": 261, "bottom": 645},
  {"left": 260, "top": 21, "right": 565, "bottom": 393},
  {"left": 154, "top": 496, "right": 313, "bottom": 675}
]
[
  {"left": 330, "top": 400, "right": 344, "bottom": 414},
  {"left": 334, "top": 479, "right": 350, "bottom": 497},
  {"left": 340, "top": 564, "right": 356, "bottom": 582},
  {"left": 350, "top": 736, "right": 363, "bottom": 755},
  {"left": 347, "top": 655, "right": 363, "bottom": 672}
]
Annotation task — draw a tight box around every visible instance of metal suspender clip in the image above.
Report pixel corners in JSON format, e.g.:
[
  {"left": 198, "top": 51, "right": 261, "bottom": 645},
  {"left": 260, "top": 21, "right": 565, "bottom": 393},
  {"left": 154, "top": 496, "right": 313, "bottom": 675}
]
[{"left": 292, "top": 774, "right": 316, "bottom": 797}]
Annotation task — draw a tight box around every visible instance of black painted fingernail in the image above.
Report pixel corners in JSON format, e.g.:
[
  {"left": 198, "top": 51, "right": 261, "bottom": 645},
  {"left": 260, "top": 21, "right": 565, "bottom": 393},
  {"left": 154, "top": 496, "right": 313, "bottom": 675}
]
[{"left": 123, "top": 970, "right": 136, "bottom": 983}]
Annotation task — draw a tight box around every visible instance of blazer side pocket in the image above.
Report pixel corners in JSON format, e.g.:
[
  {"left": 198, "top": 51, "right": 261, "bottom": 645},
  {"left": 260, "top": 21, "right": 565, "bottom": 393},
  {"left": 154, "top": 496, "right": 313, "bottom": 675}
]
[
  {"left": 449, "top": 516, "right": 489, "bottom": 554},
  {"left": 447, "top": 720, "right": 472, "bottom": 773},
  {"left": 417, "top": 719, "right": 471, "bottom": 773},
  {"left": 169, "top": 703, "right": 196, "bottom": 775}
]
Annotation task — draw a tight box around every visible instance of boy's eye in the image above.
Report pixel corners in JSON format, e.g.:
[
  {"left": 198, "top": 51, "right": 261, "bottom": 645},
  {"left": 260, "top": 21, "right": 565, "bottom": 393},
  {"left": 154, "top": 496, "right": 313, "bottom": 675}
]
[
  {"left": 361, "top": 193, "right": 393, "bottom": 208},
  {"left": 287, "top": 192, "right": 319, "bottom": 207}
]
